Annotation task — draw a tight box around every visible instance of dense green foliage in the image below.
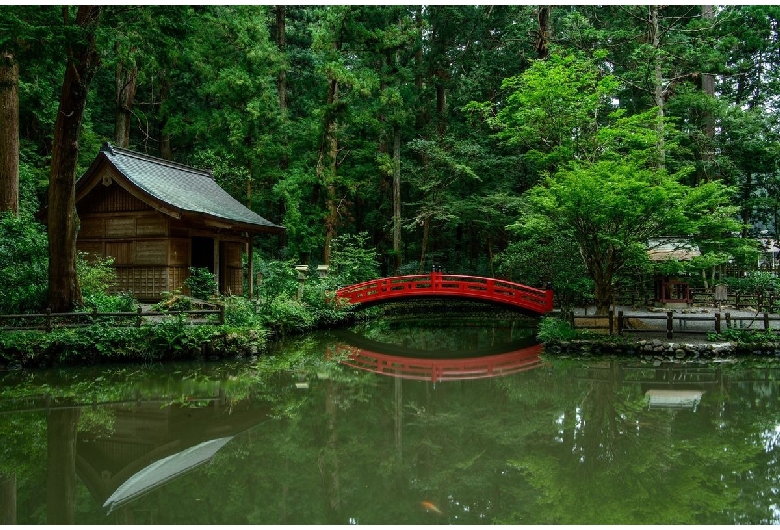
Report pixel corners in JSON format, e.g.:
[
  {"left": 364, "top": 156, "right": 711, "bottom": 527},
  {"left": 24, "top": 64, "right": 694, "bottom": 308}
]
[
  {"left": 3, "top": 5, "right": 780, "bottom": 315},
  {"left": 0, "top": 213, "right": 48, "bottom": 313}
]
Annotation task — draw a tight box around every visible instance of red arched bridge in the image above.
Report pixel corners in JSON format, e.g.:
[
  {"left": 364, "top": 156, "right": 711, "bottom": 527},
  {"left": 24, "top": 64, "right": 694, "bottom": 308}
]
[{"left": 335, "top": 271, "right": 553, "bottom": 315}]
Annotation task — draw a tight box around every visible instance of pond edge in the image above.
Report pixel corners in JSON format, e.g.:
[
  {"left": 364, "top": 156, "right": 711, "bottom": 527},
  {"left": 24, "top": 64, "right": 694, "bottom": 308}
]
[{"left": 544, "top": 338, "right": 780, "bottom": 361}]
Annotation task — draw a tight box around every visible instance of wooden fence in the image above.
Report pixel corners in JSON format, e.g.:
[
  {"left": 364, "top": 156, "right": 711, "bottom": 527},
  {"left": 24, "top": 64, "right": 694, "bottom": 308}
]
[
  {"left": 610, "top": 289, "right": 780, "bottom": 314},
  {"left": 567, "top": 310, "right": 780, "bottom": 340},
  {"left": 0, "top": 306, "right": 225, "bottom": 332}
]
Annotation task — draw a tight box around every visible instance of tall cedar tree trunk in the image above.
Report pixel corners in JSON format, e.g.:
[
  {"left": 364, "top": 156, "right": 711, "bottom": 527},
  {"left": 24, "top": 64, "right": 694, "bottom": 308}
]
[
  {"left": 319, "top": 21, "right": 343, "bottom": 265},
  {"left": 48, "top": 5, "right": 101, "bottom": 312},
  {"left": 114, "top": 52, "right": 137, "bottom": 148},
  {"left": 435, "top": 81, "right": 447, "bottom": 137},
  {"left": 413, "top": 7, "right": 427, "bottom": 273},
  {"left": 418, "top": 215, "right": 430, "bottom": 272},
  {"left": 381, "top": 49, "right": 403, "bottom": 274},
  {"left": 0, "top": 473, "right": 15, "bottom": 524},
  {"left": 650, "top": 5, "right": 665, "bottom": 170},
  {"left": 699, "top": 4, "right": 715, "bottom": 183},
  {"left": 742, "top": 172, "right": 753, "bottom": 238},
  {"left": 393, "top": 123, "right": 402, "bottom": 273},
  {"left": 414, "top": 7, "right": 424, "bottom": 131},
  {"left": 319, "top": 76, "right": 340, "bottom": 265},
  {"left": 160, "top": 134, "right": 172, "bottom": 159},
  {"left": 276, "top": 5, "right": 288, "bottom": 136},
  {"left": 0, "top": 49, "right": 19, "bottom": 215},
  {"left": 276, "top": 6, "right": 289, "bottom": 228},
  {"left": 536, "top": 6, "right": 552, "bottom": 60},
  {"left": 158, "top": 77, "right": 172, "bottom": 159}
]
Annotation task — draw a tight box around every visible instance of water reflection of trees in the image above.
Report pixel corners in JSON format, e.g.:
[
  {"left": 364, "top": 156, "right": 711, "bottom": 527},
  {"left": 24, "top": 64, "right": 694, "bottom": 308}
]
[
  {"left": 4, "top": 345, "right": 780, "bottom": 524},
  {"left": 349, "top": 314, "right": 537, "bottom": 354}
]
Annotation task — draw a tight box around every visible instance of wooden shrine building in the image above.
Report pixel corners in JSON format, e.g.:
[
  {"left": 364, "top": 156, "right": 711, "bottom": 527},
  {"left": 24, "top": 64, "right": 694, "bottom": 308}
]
[
  {"left": 647, "top": 237, "right": 701, "bottom": 307},
  {"left": 74, "top": 143, "right": 284, "bottom": 301}
]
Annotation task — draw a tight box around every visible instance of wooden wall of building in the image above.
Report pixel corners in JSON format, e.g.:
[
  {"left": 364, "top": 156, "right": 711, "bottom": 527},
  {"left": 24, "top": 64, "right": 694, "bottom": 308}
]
[
  {"left": 221, "top": 241, "right": 244, "bottom": 296},
  {"left": 77, "top": 178, "right": 247, "bottom": 300}
]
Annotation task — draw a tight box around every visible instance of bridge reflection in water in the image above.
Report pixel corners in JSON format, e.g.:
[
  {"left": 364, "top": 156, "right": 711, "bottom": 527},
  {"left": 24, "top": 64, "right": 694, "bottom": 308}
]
[{"left": 328, "top": 333, "right": 544, "bottom": 383}]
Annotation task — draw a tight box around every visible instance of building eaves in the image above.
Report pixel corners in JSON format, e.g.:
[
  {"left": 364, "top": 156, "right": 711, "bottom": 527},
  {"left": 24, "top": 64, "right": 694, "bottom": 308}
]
[{"left": 95, "top": 143, "right": 284, "bottom": 233}]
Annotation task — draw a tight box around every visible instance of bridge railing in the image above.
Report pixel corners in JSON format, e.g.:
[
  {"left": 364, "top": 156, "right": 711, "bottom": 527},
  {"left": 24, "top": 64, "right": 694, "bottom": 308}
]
[{"left": 336, "top": 272, "right": 553, "bottom": 313}]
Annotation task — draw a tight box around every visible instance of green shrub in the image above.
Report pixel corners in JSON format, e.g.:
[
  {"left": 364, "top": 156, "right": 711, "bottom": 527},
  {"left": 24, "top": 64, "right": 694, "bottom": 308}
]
[
  {"left": 257, "top": 259, "right": 299, "bottom": 300},
  {"left": 536, "top": 316, "right": 583, "bottom": 342},
  {"left": 223, "top": 296, "right": 263, "bottom": 327},
  {"left": 78, "top": 253, "right": 116, "bottom": 296},
  {"left": 77, "top": 253, "right": 137, "bottom": 312},
  {"left": 82, "top": 291, "right": 137, "bottom": 313},
  {"left": 707, "top": 328, "right": 779, "bottom": 344},
  {"left": 185, "top": 267, "right": 218, "bottom": 299},
  {"left": 251, "top": 258, "right": 355, "bottom": 333},
  {"left": 0, "top": 213, "right": 48, "bottom": 313},
  {"left": 723, "top": 271, "right": 779, "bottom": 295},
  {"left": 300, "top": 280, "right": 352, "bottom": 326},
  {"left": 262, "top": 296, "right": 316, "bottom": 334},
  {"left": 328, "top": 232, "right": 379, "bottom": 287}
]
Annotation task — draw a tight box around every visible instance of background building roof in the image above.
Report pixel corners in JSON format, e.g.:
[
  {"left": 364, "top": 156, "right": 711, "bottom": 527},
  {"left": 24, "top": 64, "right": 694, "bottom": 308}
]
[{"left": 647, "top": 237, "right": 701, "bottom": 261}]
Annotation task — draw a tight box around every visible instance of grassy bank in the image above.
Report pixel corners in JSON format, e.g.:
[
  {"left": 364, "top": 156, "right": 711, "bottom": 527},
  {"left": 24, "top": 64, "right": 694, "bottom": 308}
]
[
  {"left": 0, "top": 321, "right": 268, "bottom": 370},
  {"left": 0, "top": 309, "right": 358, "bottom": 370},
  {"left": 0, "top": 288, "right": 358, "bottom": 370}
]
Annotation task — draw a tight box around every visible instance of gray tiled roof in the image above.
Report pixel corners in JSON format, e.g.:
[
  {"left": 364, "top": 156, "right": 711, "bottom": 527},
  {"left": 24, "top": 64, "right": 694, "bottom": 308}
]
[{"left": 94, "top": 143, "right": 283, "bottom": 231}]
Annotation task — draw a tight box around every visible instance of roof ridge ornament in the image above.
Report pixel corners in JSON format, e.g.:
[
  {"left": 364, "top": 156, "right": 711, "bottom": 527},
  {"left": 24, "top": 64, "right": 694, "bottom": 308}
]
[{"left": 101, "top": 142, "right": 115, "bottom": 156}]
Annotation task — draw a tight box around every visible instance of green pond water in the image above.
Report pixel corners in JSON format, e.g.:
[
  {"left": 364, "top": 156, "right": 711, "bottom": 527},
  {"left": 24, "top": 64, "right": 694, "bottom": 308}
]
[{"left": 2, "top": 313, "right": 780, "bottom": 525}]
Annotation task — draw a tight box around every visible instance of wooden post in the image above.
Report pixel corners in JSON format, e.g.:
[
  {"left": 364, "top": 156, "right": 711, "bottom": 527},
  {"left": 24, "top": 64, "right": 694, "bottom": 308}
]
[
  {"left": 214, "top": 237, "right": 221, "bottom": 295},
  {"left": 666, "top": 311, "right": 673, "bottom": 339},
  {"left": 765, "top": 312, "right": 770, "bottom": 332},
  {"left": 219, "top": 304, "right": 225, "bottom": 325},
  {"left": 715, "top": 313, "right": 721, "bottom": 334},
  {"left": 247, "top": 237, "right": 254, "bottom": 299},
  {"left": 45, "top": 307, "right": 52, "bottom": 332},
  {"left": 545, "top": 282, "right": 554, "bottom": 312},
  {"left": 568, "top": 311, "right": 575, "bottom": 329},
  {"left": 136, "top": 306, "right": 142, "bottom": 327},
  {"left": 608, "top": 309, "right": 614, "bottom": 335},
  {"left": 725, "top": 312, "right": 731, "bottom": 329},
  {"left": 617, "top": 310, "right": 624, "bottom": 336},
  {"left": 0, "top": 473, "right": 16, "bottom": 525}
]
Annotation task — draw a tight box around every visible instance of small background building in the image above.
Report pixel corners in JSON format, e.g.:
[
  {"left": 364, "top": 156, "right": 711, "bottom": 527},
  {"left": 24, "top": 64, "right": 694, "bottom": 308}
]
[
  {"left": 75, "top": 143, "right": 284, "bottom": 301},
  {"left": 647, "top": 237, "right": 701, "bottom": 307}
]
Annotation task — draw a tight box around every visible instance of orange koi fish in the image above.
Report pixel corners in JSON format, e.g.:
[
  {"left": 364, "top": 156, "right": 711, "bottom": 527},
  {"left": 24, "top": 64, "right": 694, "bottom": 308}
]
[{"left": 421, "top": 501, "right": 443, "bottom": 515}]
